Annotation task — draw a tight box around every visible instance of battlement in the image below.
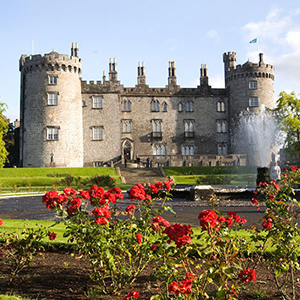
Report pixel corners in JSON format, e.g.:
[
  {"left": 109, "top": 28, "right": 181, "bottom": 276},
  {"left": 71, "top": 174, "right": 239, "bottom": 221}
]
[
  {"left": 19, "top": 50, "right": 82, "bottom": 74},
  {"left": 224, "top": 53, "right": 274, "bottom": 83},
  {"left": 81, "top": 79, "right": 123, "bottom": 93}
]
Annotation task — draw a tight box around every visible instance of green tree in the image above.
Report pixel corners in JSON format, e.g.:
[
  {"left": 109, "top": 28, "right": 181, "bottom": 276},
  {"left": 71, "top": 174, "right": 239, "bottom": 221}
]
[
  {"left": 274, "top": 91, "right": 300, "bottom": 155},
  {"left": 0, "top": 102, "right": 9, "bottom": 167}
]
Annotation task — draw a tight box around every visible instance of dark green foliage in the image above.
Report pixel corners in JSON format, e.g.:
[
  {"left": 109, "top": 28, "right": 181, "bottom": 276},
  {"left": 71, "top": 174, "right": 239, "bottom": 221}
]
[
  {"left": 195, "top": 175, "right": 232, "bottom": 185},
  {"left": 164, "top": 166, "right": 257, "bottom": 176},
  {"left": 90, "top": 175, "right": 116, "bottom": 188}
]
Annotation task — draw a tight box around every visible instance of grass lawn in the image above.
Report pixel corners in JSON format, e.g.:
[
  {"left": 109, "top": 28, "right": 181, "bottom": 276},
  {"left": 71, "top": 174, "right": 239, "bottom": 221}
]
[
  {"left": 0, "top": 219, "right": 279, "bottom": 253},
  {"left": 0, "top": 219, "right": 69, "bottom": 245},
  {"left": 0, "top": 167, "right": 121, "bottom": 195},
  {"left": 164, "top": 167, "right": 257, "bottom": 186}
]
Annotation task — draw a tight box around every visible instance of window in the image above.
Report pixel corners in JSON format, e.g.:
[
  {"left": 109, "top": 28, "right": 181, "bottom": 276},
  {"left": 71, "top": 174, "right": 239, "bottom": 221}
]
[
  {"left": 94, "top": 161, "right": 103, "bottom": 167},
  {"left": 181, "top": 145, "right": 195, "bottom": 156},
  {"left": 48, "top": 75, "right": 57, "bottom": 85},
  {"left": 152, "top": 120, "right": 162, "bottom": 132},
  {"left": 92, "top": 126, "right": 103, "bottom": 140},
  {"left": 122, "top": 120, "right": 132, "bottom": 133},
  {"left": 152, "top": 119, "right": 162, "bottom": 138},
  {"left": 216, "top": 120, "right": 227, "bottom": 133},
  {"left": 186, "top": 101, "right": 194, "bottom": 112},
  {"left": 163, "top": 102, "right": 167, "bottom": 112},
  {"left": 249, "top": 97, "right": 258, "bottom": 107},
  {"left": 123, "top": 100, "right": 131, "bottom": 111},
  {"left": 217, "top": 101, "right": 225, "bottom": 112},
  {"left": 47, "top": 93, "right": 58, "bottom": 105},
  {"left": 92, "top": 96, "right": 103, "bottom": 109},
  {"left": 184, "top": 120, "right": 195, "bottom": 137},
  {"left": 249, "top": 81, "right": 257, "bottom": 89},
  {"left": 151, "top": 99, "right": 160, "bottom": 112},
  {"left": 178, "top": 102, "right": 183, "bottom": 112},
  {"left": 153, "top": 144, "right": 166, "bottom": 159},
  {"left": 217, "top": 143, "right": 228, "bottom": 155},
  {"left": 46, "top": 127, "right": 59, "bottom": 140},
  {"left": 82, "top": 100, "right": 86, "bottom": 107}
]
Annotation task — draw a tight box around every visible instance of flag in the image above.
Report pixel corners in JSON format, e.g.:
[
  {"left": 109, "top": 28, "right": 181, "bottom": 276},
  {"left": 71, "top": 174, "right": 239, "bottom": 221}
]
[{"left": 249, "top": 38, "right": 257, "bottom": 44}]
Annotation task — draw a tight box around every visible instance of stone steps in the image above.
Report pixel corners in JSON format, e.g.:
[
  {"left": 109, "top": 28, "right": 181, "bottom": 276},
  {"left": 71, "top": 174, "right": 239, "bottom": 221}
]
[{"left": 119, "top": 166, "right": 167, "bottom": 185}]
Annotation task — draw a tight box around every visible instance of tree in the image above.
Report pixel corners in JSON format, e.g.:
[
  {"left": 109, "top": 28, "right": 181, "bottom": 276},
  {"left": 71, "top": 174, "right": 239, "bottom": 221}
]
[
  {"left": 274, "top": 91, "right": 300, "bottom": 157},
  {"left": 0, "top": 102, "right": 9, "bottom": 167}
]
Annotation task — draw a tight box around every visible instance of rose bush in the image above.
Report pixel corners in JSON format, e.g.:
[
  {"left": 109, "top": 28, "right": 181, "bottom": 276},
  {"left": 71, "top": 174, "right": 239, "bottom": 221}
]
[
  {"left": 42, "top": 179, "right": 175, "bottom": 294},
  {"left": 250, "top": 166, "right": 300, "bottom": 300}
]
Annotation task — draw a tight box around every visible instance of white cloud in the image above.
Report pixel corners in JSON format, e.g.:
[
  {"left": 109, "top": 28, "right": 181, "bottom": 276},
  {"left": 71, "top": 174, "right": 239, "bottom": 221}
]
[{"left": 242, "top": 7, "right": 300, "bottom": 94}]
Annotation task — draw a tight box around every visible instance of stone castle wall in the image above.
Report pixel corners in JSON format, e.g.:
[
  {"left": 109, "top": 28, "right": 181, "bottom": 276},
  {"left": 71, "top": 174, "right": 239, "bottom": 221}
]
[{"left": 19, "top": 45, "right": 275, "bottom": 168}]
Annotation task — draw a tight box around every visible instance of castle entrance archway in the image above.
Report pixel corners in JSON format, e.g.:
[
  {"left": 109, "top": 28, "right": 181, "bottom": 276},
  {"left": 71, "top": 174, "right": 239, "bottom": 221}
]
[{"left": 122, "top": 140, "right": 134, "bottom": 162}]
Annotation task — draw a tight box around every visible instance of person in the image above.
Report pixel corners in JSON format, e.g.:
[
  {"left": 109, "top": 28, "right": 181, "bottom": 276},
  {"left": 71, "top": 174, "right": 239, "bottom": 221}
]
[
  {"left": 146, "top": 157, "right": 150, "bottom": 168},
  {"left": 270, "top": 161, "right": 281, "bottom": 181},
  {"left": 137, "top": 157, "right": 140, "bottom": 168},
  {"left": 124, "top": 157, "right": 127, "bottom": 168}
]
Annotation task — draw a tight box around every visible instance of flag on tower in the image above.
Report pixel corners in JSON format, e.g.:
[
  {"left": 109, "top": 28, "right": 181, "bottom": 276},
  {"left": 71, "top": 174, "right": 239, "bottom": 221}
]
[{"left": 249, "top": 38, "right": 257, "bottom": 44}]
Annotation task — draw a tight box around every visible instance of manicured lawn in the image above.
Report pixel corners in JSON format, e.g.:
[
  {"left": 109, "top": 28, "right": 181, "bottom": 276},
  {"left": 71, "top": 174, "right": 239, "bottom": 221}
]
[
  {"left": 0, "top": 219, "right": 69, "bottom": 245},
  {"left": 164, "top": 166, "right": 257, "bottom": 186},
  {"left": 0, "top": 167, "right": 121, "bottom": 194}
]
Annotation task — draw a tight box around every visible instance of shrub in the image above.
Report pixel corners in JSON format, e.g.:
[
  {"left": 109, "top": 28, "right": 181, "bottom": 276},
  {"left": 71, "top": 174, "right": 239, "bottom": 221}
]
[
  {"left": 90, "top": 175, "right": 116, "bottom": 188},
  {"left": 195, "top": 175, "right": 232, "bottom": 185}
]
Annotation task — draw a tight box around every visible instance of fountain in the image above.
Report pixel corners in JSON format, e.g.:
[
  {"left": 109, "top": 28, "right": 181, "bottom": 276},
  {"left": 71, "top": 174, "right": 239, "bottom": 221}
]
[{"left": 238, "top": 104, "right": 279, "bottom": 184}]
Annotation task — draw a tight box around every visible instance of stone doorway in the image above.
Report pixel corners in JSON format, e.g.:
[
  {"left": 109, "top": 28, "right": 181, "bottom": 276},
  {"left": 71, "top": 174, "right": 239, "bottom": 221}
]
[{"left": 122, "top": 140, "right": 133, "bottom": 162}]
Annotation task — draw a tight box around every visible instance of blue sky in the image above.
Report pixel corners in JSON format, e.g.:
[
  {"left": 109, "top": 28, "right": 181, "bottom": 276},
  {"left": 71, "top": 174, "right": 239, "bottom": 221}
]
[{"left": 1, "top": 0, "right": 300, "bottom": 121}]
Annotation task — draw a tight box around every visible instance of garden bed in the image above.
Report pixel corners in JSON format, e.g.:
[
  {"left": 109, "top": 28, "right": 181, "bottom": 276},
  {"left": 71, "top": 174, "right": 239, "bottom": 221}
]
[{"left": 0, "top": 252, "right": 299, "bottom": 299}]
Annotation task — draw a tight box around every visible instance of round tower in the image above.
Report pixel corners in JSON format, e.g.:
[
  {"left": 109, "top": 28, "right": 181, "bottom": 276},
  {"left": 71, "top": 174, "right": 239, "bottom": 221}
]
[
  {"left": 19, "top": 43, "right": 83, "bottom": 167},
  {"left": 223, "top": 52, "right": 275, "bottom": 166}
]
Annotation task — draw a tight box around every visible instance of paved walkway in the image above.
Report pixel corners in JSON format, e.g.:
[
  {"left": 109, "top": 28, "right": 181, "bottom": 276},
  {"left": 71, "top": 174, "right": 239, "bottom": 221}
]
[{"left": 0, "top": 193, "right": 268, "bottom": 229}]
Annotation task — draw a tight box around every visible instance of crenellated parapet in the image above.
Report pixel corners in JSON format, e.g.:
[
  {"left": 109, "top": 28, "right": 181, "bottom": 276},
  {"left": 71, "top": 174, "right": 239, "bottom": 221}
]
[
  {"left": 19, "top": 51, "right": 82, "bottom": 75},
  {"left": 223, "top": 52, "right": 274, "bottom": 85},
  {"left": 81, "top": 80, "right": 123, "bottom": 93}
]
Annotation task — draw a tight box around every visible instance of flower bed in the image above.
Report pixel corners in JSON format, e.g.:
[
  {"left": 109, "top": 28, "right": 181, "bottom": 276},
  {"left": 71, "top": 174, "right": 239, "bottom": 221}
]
[{"left": 1, "top": 167, "right": 300, "bottom": 299}]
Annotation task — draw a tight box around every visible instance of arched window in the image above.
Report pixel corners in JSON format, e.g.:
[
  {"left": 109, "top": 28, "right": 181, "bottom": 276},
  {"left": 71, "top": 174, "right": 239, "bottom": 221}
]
[
  {"left": 178, "top": 102, "right": 183, "bottom": 112},
  {"left": 153, "top": 144, "right": 166, "bottom": 159},
  {"left": 217, "top": 101, "right": 225, "bottom": 112},
  {"left": 151, "top": 99, "right": 160, "bottom": 112},
  {"left": 217, "top": 143, "right": 227, "bottom": 155},
  {"left": 217, "top": 120, "right": 227, "bottom": 133},
  {"left": 181, "top": 145, "right": 195, "bottom": 156},
  {"left": 186, "top": 101, "right": 194, "bottom": 112},
  {"left": 123, "top": 100, "right": 131, "bottom": 111},
  {"left": 163, "top": 102, "right": 167, "bottom": 112}
]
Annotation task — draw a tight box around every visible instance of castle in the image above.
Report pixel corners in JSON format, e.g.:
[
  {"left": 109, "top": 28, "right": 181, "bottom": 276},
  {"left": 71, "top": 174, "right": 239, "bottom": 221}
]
[{"left": 19, "top": 43, "right": 275, "bottom": 168}]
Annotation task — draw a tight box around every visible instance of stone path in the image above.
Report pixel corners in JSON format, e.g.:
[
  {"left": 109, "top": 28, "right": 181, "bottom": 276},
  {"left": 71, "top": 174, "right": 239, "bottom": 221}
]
[{"left": 119, "top": 166, "right": 167, "bottom": 185}]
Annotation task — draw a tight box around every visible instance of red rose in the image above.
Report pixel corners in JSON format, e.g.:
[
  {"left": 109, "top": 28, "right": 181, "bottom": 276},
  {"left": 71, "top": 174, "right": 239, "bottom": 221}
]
[
  {"left": 198, "top": 210, "right": 220, "bottom": 231},
  {"left": 151, "top": 244, "right": 159, "bottom": 251},
  {"left": 0, "top": 219, "right": 3, "bottom": 226},
  {"left": 123, "top": 290, "right": 140, "bottom": 299},
  {"left": 168, "top": 281, "right": 179, "bottom": 294},
  {"left": 239, "top": 268, "right": 257, "bottom": 283},
  {"left": 292, "top": 166, "right": 297, "bottom": 171},
  {"left": 92, "top": 205, "right": 111, "bottom": 218},
  {"left": 125, "top": 204, "right": 136, "bottom": 215},
  {"left": 163, "top": 223, "right": 193, "bottom": 248},
  {"left": 274, "top": 183, "right": 280, "bottom": 190},
  {"left": 151, "top": 216, "right": 170, "bottom": 231},
  {"left": 262, "top": 219, "right": 272, "bottom": 229},
  {"left": 63, "top": 187, "right": 77, "bottom": 197},
  {"left": 48, "top": 232, "right": 57, "bottom": 241},
  {"left": 79, "top": 190, "right": 90, "bottom": 199},
  {"left": 95, "top": 217, "right": 109, "bottom": 225},
  {"left": 225, "top": 217, "right": 233, "bottom": 227},
  {"left": 136, "top": 233, "right": 142, "bottom": 244}
]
